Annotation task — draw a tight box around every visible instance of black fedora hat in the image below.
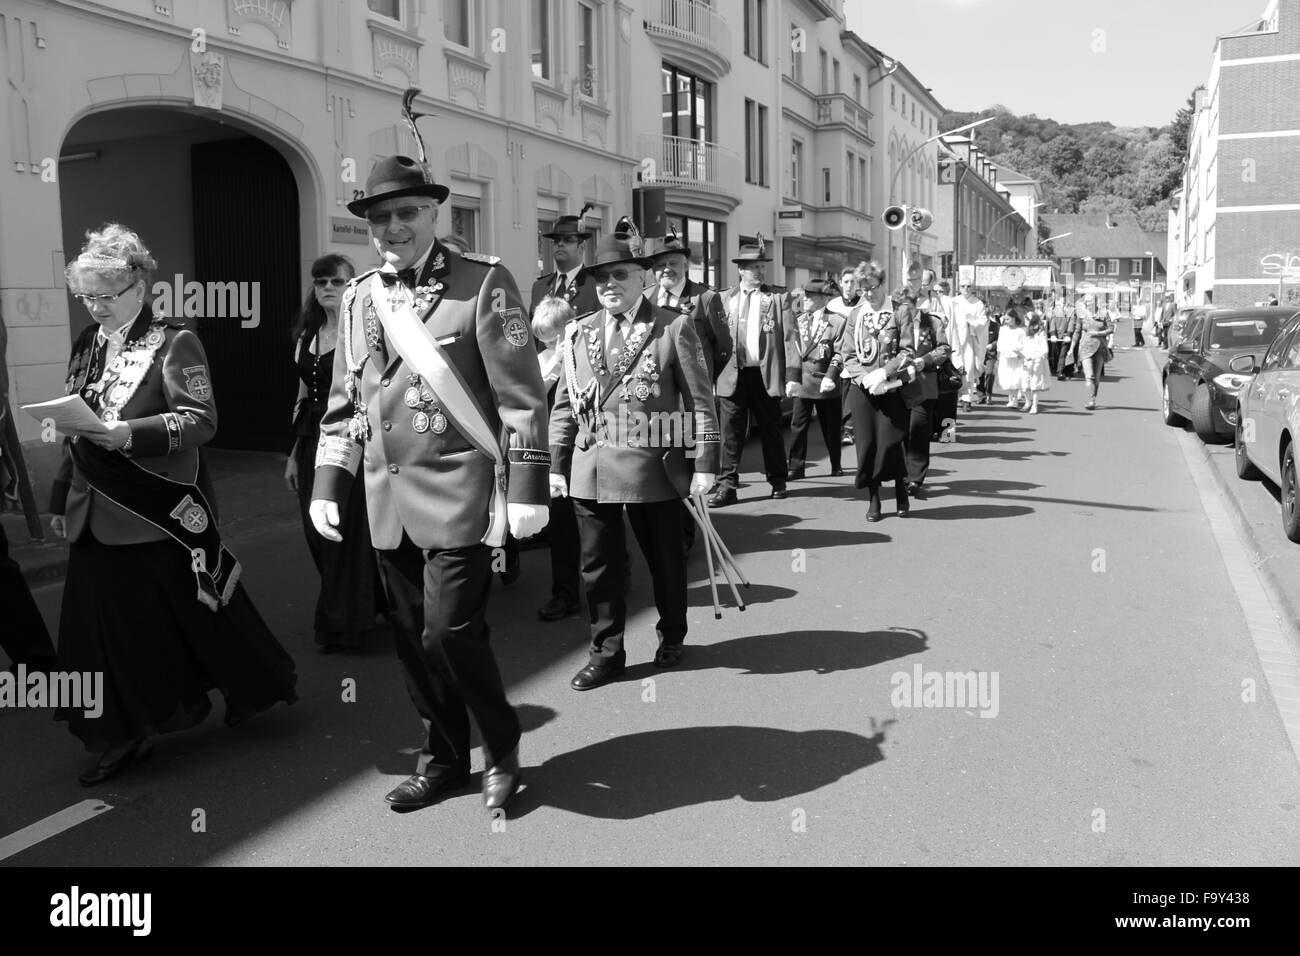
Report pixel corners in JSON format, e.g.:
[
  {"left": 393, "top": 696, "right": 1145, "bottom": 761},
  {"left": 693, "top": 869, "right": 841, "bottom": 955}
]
[
  {"left": 542, "top": 216, "right": 592, "bottom": 241},
  {"left": 347, "top": 155, "right": 450, "bottom": 217},
  {"left": 801, "top": 278, "right": 836, "bottom": 298},
  {"left": 650, "top": 235, "right": 692, "bottom": 261},
  {"left": 591, "top": 233, "right": 653, "bottom": 270}
]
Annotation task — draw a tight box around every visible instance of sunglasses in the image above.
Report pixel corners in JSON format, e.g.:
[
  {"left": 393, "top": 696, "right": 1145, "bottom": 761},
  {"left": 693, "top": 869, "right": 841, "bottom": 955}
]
[
  {"left": 313, "top": 277, "right": 349, "bottom": 288},
  {"left": 365, "top": 204, "right": 434, "bottom": 227},
  {"left": 592, "top": 269, "right": 636, "bottom": 283},
  {"left": 72, "top": 281, "right": 137, "bottom": 307}
]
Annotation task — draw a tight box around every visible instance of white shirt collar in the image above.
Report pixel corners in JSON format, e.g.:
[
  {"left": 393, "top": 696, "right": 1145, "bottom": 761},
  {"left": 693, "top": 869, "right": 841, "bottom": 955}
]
[
  {"left": 379, "top": 242, "right": 436, "bottom": 279},
  {"left": 96, "top": 306, "right": 144, "bottom": 344}
]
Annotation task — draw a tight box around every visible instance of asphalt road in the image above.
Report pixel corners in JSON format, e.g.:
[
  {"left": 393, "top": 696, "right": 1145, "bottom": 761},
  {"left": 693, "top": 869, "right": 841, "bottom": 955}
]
[{"left": 3, "top": 349, "right": 1300, "bottom": 866}]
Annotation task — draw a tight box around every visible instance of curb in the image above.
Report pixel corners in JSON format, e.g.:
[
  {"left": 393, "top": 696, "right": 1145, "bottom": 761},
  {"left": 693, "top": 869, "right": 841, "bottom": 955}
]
[{"left": 1145, "top": 350, "right": 1300, "bottom": 651}]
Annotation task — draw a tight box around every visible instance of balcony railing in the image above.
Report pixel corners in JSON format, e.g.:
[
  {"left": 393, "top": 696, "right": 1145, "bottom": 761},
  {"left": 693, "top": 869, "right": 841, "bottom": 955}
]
[
  {"left": 815, "top": 94, "right": 872, "bottom": 140},
  {"left": 644, "top": 0, "right": 731, "bottom": 77},
  {"left": 638, "top": 133, "right": 741, "bottom": 200}
]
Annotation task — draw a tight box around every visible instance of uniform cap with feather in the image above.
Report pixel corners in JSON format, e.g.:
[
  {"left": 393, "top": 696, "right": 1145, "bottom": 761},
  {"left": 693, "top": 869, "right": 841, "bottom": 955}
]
[
  {"left": 591, "top": 217, "right": 653, "bottom": 269},
  {"left": 347, "top": 87, "right": 449, "bottom": 216},
  {"left": 542, "top": 202, "right": 595, "bottom": 240}
]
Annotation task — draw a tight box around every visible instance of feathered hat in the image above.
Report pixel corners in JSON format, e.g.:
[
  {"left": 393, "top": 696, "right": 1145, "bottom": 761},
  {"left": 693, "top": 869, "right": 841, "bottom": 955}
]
[{"left": 347, "top": 88, "right": 450, "bottom": 217}]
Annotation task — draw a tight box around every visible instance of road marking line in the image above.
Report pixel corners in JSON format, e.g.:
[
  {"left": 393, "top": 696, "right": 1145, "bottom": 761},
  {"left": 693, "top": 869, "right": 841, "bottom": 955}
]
[
  {"left": 1145, "top": 351, "right": 1300, "bottom": 765},
  {"left": 0, "top": 799, "right": 113, "bottom": 862}
]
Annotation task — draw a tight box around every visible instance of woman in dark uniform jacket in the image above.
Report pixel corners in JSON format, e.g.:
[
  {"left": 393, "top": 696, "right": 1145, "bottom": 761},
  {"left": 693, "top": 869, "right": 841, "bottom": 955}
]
[
  {"left": 50, "top": 224, "right": 296, "bottom": 786},
  {"left": 284, "top": 254, "right": 386, "bottom": 651},
  {"left": 834, "top": 265, "right": 915, "bottom": 522}
]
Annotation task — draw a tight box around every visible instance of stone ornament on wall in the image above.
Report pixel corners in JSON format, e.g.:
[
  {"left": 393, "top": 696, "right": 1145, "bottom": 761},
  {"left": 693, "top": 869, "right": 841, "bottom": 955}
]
[
  {"left": 534, "top": 85, "right": 565, "bottom": 133},
  {"left": 226, "top": 0, "right": 294, "bottom": 50},
  {"left": 446, "top": 49, "right": 488, "bottom": 110},
  {"left": 370, "top": 21, "right": 420, "bottom": 85},
  {"left": 191, "top": 50, "right": 225, "bottom": 110}
]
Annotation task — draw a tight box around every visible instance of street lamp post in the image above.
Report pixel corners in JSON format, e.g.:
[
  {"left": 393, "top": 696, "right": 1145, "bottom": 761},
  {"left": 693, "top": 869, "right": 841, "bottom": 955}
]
[
  {"left": 887, "top": 116, "right": 995, "bottom": 286},
  {"left": 1144, "top": 250, "right": 1154, "bottom": 321}
]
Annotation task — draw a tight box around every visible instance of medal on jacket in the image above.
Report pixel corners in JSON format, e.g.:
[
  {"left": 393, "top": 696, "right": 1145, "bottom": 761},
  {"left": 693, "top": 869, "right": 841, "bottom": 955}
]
[
  {"left": 84, "top": 321, "right": 169, "bottom": 423},
  {"left": 406, "top": 373, "right": 447, "bottom": 434}
]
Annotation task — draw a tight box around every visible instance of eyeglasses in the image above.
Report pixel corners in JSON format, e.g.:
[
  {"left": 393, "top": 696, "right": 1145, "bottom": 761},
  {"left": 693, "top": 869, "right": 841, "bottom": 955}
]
[
  {"left": 72, "top": 282, "right": 137, "bottom": 307},
  {"left": 592, "top": 269, "right": 635, "bottom": 283},
  {"left": 313, "top": 277, "right": 349, "bottom": 288},
  {"left": 365, "top": 204, "right": 434, "bottom": 227}
]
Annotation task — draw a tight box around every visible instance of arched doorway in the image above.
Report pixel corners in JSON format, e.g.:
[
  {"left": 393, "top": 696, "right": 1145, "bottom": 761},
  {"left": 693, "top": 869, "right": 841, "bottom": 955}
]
[{"left": 59, "top": 107, "right": 302, "bottom": 452}]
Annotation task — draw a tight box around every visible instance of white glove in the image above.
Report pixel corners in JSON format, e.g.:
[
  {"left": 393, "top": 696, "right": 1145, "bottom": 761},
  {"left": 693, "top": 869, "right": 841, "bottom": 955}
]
[
  {"left": 549, "top": 473, "right": 568, "bottom": 499},
  {"left": 784, "top": 381, "right": 799, "bottom": 398},
  {"left": 819, "top": 376, "right": 837, "bottom": 394},
  {"left": 862, "top": 368, "right": 887, "bottom": 391},
  {"left": 690, "top": 473, "right": 716, "bottom": 497},
  {"left": 310, "top": 499, "right": 342, "bottom": 543},
  {"left": 508, "top": 503, "right": 549, "bottom": 539}
]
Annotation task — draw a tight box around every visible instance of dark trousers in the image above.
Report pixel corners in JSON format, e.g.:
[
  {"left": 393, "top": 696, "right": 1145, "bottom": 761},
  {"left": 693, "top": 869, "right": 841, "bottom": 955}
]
[
  {"left": 376, "top": 536, "right": 520, "bottom": 774},
  {"left": 0, "top": 523, "right": 55, "bottom": 666},
  {"left": 718, "top": 367, "right": 787, "bottom": 492},
  {"left": 905, "top": 397, "right": 936, "bottom": 485},
  {"left": 547, "top": 493, "right": 581, "bottom": 604},
  {"left": 934, "top": 391, "right": 959, "bottom": 438},
  {"left": 787, "top": 394, "right": 842, "bottom": 473},
  {"left": 1134, "top": 325, "right": 1145, "bottom": 347},
  {"left": 1048, "top": 340, "right": 1066, "bottom": 376},
  {"left": 572, "top": 497, "right": 686, "bottom": 665}
]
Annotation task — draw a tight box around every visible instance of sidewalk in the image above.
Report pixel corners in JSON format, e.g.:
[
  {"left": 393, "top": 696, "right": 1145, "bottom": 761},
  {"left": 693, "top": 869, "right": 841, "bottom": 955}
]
[{"left": 4, "top": 449, "right": 299, "bottom": 589}]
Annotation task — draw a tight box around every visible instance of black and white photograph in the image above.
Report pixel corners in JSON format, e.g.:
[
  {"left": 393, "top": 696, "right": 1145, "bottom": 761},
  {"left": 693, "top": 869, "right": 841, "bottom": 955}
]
[{"left": 0, "top": 0, "right": 1296, "bottom": 916}]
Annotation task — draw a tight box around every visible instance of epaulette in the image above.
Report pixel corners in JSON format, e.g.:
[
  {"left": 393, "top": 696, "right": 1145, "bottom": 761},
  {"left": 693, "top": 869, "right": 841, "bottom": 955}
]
[
  {"left": 349, "top": 267, "right": 381, "bottom": 287},
  {"left": 461, "top": 252, "right": 501, "bottom": 266}
]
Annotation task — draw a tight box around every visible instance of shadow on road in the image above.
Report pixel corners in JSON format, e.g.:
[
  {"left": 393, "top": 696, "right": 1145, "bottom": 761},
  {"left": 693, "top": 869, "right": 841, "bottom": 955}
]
[
  {"left": 656, "top": 626, "right": 928, "bottom": 676},
  {"left": 924, "top": 478, "right": 1160, "bottom": 514},
  {"left": 510, "top": 721, "right": 892, "bottom": 820},
  {"left": 707, "top": 511, "right": 890, "bottom": 552},
  {"left": 687, "top": 581, "right": 798, "bottom": 610}
]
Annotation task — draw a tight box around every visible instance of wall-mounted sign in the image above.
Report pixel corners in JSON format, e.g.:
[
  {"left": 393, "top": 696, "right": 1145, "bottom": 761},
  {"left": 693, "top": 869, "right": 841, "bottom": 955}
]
[
  {"left": 958, "top": 264, "right": 975, "bottom": 286},
  {"left": 331, "top": 216, "right": 370, "bottom": 245},
  {"left": 776, "top": 206, "right": 804, "bottom": 237}
]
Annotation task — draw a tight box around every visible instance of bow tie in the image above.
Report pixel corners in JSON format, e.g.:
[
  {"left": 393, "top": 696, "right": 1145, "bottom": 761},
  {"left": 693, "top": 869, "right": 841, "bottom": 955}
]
[{"left": 381, "top": 267, "right": 419, "bottom": 289}]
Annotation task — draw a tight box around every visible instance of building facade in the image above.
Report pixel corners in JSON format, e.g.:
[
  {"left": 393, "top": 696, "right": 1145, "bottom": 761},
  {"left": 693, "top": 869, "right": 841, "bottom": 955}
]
[
  {"left": 936, "top": 135, "right": 1030, "bottom": 281},
  {"left": 1170, "top": 0, "right": 1300, "bottom": 308},
  {"left": 1045, "top": 214, "right": 1167, "bottom": 314}
]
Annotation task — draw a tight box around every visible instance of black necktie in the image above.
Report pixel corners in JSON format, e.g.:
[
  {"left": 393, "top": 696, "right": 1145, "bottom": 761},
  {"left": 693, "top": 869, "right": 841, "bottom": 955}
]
[{"left": 382, "top": 268, "right": 419, "bottom": 289}]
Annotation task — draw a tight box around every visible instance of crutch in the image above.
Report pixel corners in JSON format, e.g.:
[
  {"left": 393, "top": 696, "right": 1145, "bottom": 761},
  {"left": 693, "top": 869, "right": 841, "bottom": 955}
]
[
  {"left": 684, "top": 495, "right": 722, "bottom": 619},
  {"left": 690, "top": 494, "right": 745, "bottom": 611}
]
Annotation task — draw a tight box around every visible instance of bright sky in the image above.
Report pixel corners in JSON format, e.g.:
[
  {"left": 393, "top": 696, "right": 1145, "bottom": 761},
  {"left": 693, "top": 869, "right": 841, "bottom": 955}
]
[{"left": 845, "top": 0, "right": 1269, "bottom": 127}]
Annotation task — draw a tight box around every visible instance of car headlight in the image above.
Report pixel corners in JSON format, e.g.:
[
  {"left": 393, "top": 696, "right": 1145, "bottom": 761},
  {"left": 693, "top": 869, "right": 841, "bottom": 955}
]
[{"left": 1213, "top": 373, "right": 1252, "bottom": 391}]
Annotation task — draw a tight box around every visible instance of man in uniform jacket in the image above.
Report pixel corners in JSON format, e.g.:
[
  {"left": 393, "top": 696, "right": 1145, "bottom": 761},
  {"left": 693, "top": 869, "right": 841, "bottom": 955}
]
[
  {"left": 784, "top": 278, "right": 845, "bottom": 479},
  {"left": 709, "top": 243, "right": 799, "bottom": 506},
  {"left": 894, "top": 291, "right": 952, "bottom": 494},
  {"left": 311, "top": 153, "right": 550, "bottom": 813},
  {"left": 648, "top": 235, "right": 732, "bottom": 381},
  {"left": 549, "top": 233, "right": 720, "bottom": 690},
  {"left": 530, "top": 214, "right": 601, "bottom": 319}
]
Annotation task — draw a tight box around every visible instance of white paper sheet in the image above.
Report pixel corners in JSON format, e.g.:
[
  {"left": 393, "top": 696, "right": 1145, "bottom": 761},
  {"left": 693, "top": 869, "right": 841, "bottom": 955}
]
[{"left": 21, "top": 395, "right": 108, "bottom": 435}]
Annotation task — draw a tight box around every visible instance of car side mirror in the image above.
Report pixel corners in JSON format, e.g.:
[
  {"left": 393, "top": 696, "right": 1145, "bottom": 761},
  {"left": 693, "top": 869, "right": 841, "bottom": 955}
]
[{"left": 1229, "top": 353, "right": 1258, "bottom": 374}]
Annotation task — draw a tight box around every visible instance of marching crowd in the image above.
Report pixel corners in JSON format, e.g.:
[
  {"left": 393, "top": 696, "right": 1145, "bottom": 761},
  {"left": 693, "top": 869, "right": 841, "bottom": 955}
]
[{"left": 0, "top": 99, "right": 1152, "bottom": 812}]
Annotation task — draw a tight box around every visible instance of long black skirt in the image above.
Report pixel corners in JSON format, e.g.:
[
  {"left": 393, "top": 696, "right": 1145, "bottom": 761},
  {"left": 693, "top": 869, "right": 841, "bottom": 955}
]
[
  {"left": 55, "top": 535, "right": 297, "bottom": 753},
  {"left": 293, "top": 426, "right": 386, "bottom": 649},
  {"left": 846, "top": 383, "right": 908, "bottom": 488}
]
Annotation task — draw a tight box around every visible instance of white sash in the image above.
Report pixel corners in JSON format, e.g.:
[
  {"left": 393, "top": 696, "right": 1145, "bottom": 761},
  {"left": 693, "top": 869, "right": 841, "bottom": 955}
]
[{"left": 369, "top": 273, "right": 509, "bottom": 548}]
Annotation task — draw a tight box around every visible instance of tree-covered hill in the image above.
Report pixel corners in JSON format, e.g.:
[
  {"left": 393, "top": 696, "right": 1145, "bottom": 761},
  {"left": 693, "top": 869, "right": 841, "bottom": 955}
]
[{"left": 941, "top": 91, "right": 1197, "bottom": 233}]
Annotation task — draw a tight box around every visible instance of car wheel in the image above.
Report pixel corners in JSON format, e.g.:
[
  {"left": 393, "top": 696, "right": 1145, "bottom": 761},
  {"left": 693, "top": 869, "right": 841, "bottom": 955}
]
[
  {"left": 1162, "top": 379, "right": 1187, "bottom": 427},
  {"left": 1191, "top": 385, "right": 1225, "bottom": 443},
  {"left": 1235, "top": 412, "right": 1261, "bottom": 480},
  {"left": 1283, "top": 441, "right": 1300, "bottom": 543}
]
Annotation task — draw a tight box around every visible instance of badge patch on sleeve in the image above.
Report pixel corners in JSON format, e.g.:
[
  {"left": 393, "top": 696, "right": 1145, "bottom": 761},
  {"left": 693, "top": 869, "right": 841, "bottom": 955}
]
[
  {"left": 499, "top": 308, "right": 529, "bottom": 348},
  {"left": 183, "top": 365, "right": 212, "bottom": 401}
]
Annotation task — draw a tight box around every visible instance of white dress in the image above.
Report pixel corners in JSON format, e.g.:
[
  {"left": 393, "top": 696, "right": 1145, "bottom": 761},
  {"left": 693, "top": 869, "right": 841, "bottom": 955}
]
[
  {"left": 996, "top": 325, "right": 1025, "bottom": 390},
  {"left": 1022, "top": 330, "right": 1050, "bottom": 391}
]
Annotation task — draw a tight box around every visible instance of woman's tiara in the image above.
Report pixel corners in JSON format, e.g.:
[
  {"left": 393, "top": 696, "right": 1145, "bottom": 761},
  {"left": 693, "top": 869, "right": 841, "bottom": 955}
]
[{"left": 75, "top": 252, "right": 130, "bottom": 269}]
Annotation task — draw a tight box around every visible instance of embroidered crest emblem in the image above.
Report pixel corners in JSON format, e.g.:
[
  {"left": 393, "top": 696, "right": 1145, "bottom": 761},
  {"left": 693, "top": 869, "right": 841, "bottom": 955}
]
[
  {"left": 500, "top": 308, "right": 529, "bottom": 348},
  {"left": 433, "top": 252, "right": 446, "bottom": 271},
  {"left": 170, "top": 495, "right": 209, "bottom": 534},
  {"left": 183, "top": 366, "right": 212, "bottom": 401}
]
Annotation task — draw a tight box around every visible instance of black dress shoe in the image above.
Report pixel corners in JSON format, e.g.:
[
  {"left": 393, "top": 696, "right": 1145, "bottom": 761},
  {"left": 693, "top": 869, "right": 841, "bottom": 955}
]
[
  {"left": 788, "top": 469, "right": 806, "bottom": 481},
  {"left": 770, "top": 488, "right": 788, "bottom": 499},
  {"left": 499, "top": 561, "right": 522, "bottom": 588},
  {"left": 708, "top": 490, "right": 738, "bottom": 508},
  {"left": 537, "top": 597, "right": 579, "bottom": 621},
  {"left": 865, "top": 491, "right": 882, "bottom": 523},
  {"left": 905, "top": 481, "right": 924, "bottom": 499},
  {"left": 653, "top": 644, "right": 685, "bottom": 668},
  {"left": 895, "top": 481, "right": 911, "bottom": 518},
  {"left": 483, "top": 749, "right": 522, "bottom": 811},
  {"left": 78, "top": 739, "right": 153, "bottom": 787},
  {"left": 571, "top": 660, "right": 626, "bottom": 691},
  {"left": 385, "top": 769, "right": 470, "bottom": 808},
  {"left": 830, "top": 467, "right": 844, "bottom": 478}
]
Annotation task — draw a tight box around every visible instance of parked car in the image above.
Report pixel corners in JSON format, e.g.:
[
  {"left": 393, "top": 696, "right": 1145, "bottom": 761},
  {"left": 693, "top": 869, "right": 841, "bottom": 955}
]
[
  {"left": 1162, "top": 307, "right": 1296, "bottom": 443},
  {"left": 1235, "top": 310, "right": 1300, "bottom": 541},
  {"left": 1165, "top": 306, "right": 1200, "bottom": 351}
]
